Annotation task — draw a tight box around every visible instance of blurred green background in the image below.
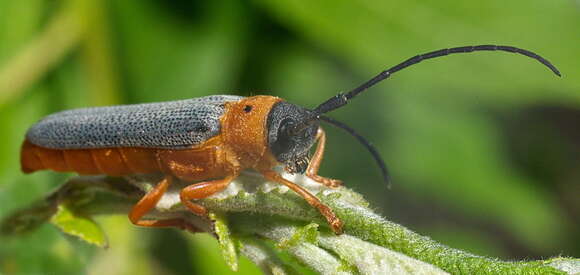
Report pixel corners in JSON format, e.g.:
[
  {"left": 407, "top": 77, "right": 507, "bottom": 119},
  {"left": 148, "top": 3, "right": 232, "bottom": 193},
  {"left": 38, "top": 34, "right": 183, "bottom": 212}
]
[{"left": 0, "top": 0, "right": 579, "bottom": 274}]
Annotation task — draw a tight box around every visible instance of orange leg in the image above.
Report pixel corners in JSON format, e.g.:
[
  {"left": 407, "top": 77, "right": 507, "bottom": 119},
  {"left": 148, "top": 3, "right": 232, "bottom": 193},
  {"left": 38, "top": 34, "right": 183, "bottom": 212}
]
[
  {"left": 306, "top": 128, "right": 342, "bottom": 188},
  {"left": 129, "top": 176, "right": 199, "bottom": 232},
  {"left": 179, "top": 174, "right": 238, "bottom": 217},
  {"left": 261, "top": 170, "right": 343, "bottom": 234}
]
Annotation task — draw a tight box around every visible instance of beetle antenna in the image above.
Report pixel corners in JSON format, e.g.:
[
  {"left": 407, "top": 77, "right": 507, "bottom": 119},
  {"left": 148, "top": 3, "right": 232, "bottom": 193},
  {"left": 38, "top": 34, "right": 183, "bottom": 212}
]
[
  {"left": 313, "top": 45, "right": 560, "bottom": 115},
  {"left": 319, "top": 115, "right": 390, "bottom": 188},
  {"left": 289, "top": 45, "right": 561, "bottom": 135}
]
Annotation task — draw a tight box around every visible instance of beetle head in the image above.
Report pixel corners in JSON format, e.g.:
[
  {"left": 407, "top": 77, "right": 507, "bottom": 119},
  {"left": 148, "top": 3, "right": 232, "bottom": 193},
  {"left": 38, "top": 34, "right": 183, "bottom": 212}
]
[{"left": 267, "top": 101, "right": 318, "bottom": 174}]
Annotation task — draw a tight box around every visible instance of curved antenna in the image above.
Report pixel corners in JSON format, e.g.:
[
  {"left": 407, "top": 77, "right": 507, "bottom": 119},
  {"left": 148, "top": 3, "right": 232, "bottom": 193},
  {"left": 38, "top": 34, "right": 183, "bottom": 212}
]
[
  {"left": 319, "top": 115, "right": 390, "bottom": 188},
  {"left": 314, "top": 45, "right": 561, "bottom": 114}
]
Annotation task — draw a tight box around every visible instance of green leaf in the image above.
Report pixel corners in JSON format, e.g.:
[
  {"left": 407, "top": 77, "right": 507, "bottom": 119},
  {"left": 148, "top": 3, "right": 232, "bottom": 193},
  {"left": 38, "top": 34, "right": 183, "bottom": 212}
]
[
  {"left": 50, "top": 204, "right": 107, "bottom": 248},
  {"left": 210, "top": 212, "right": 238, "bottom": 271}
]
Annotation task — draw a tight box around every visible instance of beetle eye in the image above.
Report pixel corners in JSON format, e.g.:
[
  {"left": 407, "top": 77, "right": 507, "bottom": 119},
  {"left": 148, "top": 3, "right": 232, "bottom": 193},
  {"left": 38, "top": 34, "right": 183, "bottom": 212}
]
[
  {"left": 244, "top": 105, "right": 252, "bottom": 113},
  {"left": 279, "top": 118, "right": 294, "bottom": 137}
]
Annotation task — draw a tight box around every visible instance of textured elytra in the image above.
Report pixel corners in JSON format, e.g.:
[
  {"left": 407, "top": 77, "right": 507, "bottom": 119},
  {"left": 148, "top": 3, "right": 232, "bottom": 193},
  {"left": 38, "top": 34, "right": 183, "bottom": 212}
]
[{"left": 26, "top": 95, "right": 244, "bottom": 149}]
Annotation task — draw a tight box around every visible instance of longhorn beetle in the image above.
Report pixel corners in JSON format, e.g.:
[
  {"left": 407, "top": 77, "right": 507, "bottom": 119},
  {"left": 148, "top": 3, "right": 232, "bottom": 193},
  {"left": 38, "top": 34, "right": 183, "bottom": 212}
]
[{"left": 21, "top": 45, "right": 560, "bottom": 234}]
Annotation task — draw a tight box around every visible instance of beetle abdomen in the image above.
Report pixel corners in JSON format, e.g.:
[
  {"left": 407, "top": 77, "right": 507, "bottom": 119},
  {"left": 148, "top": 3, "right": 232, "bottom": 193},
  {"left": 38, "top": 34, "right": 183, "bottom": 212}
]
[
  {"left": 21, "top": 140, "right": 161, "bottom": 176},
  {"left": 26, "top": 95, "right": 243, "bottom": 150}
]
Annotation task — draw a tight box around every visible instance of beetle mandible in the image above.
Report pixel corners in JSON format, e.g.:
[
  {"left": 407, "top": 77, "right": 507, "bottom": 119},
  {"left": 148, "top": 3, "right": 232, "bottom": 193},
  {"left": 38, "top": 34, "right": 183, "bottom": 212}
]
[{"left": 20, "top": 45, "right": 560, "bottom": 234}]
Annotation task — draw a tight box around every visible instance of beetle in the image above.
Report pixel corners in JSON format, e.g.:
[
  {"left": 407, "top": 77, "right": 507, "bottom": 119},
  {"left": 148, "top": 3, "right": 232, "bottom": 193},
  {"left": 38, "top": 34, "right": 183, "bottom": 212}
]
[{"left": 20, "top": 45, "right": 560, "bottom": 234}]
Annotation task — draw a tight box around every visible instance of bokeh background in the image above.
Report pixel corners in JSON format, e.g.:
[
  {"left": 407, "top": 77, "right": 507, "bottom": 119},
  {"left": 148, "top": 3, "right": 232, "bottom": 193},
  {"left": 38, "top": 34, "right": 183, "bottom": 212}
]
[{"left": 0, "top": 0, "right": 579, "bottom": 274}]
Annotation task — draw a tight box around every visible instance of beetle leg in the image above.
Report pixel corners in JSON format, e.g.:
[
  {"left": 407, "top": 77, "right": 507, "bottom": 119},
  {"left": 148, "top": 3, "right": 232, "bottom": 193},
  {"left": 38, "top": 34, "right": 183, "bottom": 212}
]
[
  {"left": 306, "top": 128, "right": 343, "bottom": 188},
  {"left": 179, "top": 174, "right": 238, "bottom": 217},
  {"left": 261, "top": 170, "right": 343, "bottom": 234},
  {"left": 129, "top": 176, "right": 199, "bottom": 233}
]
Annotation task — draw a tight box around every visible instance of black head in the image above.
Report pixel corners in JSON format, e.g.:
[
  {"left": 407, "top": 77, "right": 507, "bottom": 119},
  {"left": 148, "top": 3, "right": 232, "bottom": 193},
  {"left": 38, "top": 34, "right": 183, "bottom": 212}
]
[{"left": 267, "top": 101, "right": 319, "bottom": 174}]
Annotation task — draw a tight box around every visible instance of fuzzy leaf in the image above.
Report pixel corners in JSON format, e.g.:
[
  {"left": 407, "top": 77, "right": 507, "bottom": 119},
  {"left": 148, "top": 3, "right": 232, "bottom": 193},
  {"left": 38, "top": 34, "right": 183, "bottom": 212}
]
[
  {"left": 239, "top": 238, "right": 299, "bottom": 275},
  {"left": 2, "top": 174, "right": 577, "bottom": 274},
  {"left": 318, "top": 234, "right": 448, "bottom": 275},
  {"left": 547, "top": 258, "right": 580, "bottom": 274}
]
